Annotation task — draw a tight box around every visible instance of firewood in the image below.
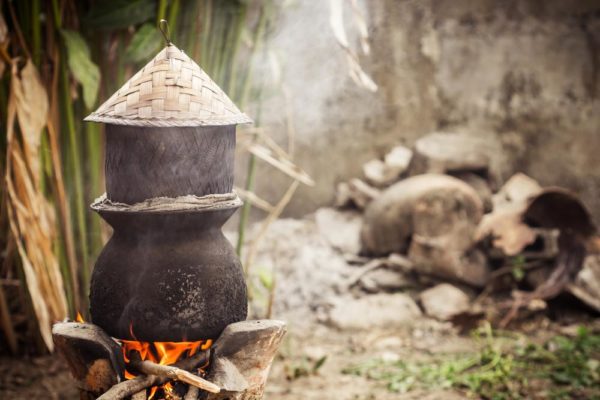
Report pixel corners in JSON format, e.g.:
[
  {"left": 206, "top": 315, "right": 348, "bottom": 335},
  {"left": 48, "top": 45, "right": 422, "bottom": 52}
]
[
  {"left": 131, "top": 390, "right": 147, "bottom": 400},
  {"left": 184, "top": 386, "right": 199, "bottom": 400},
  {"left": 96, "top": 347, "right": 210, "bottom": 400},
  {"left": 130, "top": 359, "right": 220, "bottom": 394},
  {"left": 96, "top": 375, "right": 161, "bottom": 400}
]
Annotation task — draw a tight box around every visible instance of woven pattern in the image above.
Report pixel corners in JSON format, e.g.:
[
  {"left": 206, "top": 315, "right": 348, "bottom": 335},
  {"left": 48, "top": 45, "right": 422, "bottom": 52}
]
[
  {"left": 104, "top": 125, "right": 235, "bottom": 204},
  {"left": 85, "top": 45, "right": 252, "bottom": 127}
]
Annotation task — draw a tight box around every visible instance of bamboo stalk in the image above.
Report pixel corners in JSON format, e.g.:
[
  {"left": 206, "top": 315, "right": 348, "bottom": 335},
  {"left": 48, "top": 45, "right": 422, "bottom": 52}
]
[
  {"left": 47, "top": 45, "right": 80, "bottom": 315},
  {"left": 59, "top": 43, "right": 89, "bottom": 303},
  {"left": 167, "top": 0, "right": 181, "bottom": 36},
  {"left": 236, "top": 150, "right": 257, "bottom": 257},
  {"left": 226, "top": 5, "right": 248, "bottom": 97},
  {"left": 157, "top": 0, "right": 168, "bottom": 24}
]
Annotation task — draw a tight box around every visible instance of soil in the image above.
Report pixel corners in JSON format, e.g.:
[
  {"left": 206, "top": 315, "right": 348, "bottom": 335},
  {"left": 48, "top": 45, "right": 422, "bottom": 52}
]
[{"left": 2, "top": 316, "right": 596, "bottom": 400}]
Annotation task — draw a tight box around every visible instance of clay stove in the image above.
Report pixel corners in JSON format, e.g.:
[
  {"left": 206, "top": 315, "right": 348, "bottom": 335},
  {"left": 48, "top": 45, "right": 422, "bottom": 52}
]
[{"left": 53, "top": 37, "right": 285, "bottom": 400}]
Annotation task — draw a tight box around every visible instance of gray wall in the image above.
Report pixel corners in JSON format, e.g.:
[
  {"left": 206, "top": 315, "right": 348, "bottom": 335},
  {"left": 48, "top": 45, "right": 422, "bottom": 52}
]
[{"left": 237, "top": 0, "right": 600, "bottom": 224}]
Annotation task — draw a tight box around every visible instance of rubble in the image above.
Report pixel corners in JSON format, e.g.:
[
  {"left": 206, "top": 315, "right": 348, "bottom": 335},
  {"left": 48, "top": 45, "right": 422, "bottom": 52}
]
[
  {"left": 334, "top": 179, "right": 380, "bottom": 210},
  {"left": 358, "top": 267, "right": 413, "bottom": 293},
  {"left": 492, "top": 172, "right": 542, "bottom": 209},
  {"left": 248, "top": 219, "right": 355, "bottom": 324},
  {"left": 419, "top": 284, "right": 471, "bottom": 321},
  {"left": 327, "top": 293, "right": 421, "bottom": 330},
  {"left": 362, "top": 159, "right": 395, "bottom": 187},
  {"left": 315, "top": 208, "right": 362, "bottom": 255},
  {"left": 568, "top": 255, "right": 600, "bottom": 312},
  {"left": 384, "top": 145, "right": 413, "bottom": 176},
  {"left": 476, "top": 207, "right": 538, "bottom": 257},
  {"left": 361, "top": 174, "right": 483, "bottom": 255},
  {"left": 476, "top": 173, "right": 555, "bottom": 257},
  {"left": 362, "top": 145, "right": 413, "bottom": 187},
  {"left": 361, "top": 174, "right": 490, "bottom": 286},
  {"left": 251, "top": 132, "right": 600, "bottom": 335},
  {"left": 410, "top": 133, "right": 492, "bottom": 177},
  {"left": 451, "top": 172, "right": 493, "bottom": 213}
]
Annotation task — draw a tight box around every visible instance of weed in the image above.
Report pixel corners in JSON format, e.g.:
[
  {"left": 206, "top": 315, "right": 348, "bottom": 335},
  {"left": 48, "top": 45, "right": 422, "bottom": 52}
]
[{"left": 343, "top": 324, "right": 600, "bottom": 399}]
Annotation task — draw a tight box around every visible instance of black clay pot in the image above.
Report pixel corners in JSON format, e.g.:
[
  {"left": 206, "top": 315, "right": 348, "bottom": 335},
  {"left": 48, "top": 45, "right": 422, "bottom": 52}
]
[
  {"left": 89, "top": 204, "right": 247, "bottom": 341},
  {"left": 105, "top": 125, "right": 235, "bottom": 204}
]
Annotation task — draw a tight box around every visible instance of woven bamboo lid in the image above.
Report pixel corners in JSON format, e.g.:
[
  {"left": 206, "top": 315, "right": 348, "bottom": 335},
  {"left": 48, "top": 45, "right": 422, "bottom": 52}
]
[{"left": 85, "top": 44, "right": 252, "bottom": 127}]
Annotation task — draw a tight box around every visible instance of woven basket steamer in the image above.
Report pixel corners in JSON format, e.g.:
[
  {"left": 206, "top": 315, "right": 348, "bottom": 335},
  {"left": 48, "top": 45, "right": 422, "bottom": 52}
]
[{"left": 85, "top": 44, "right": 252, "bottom": 127}]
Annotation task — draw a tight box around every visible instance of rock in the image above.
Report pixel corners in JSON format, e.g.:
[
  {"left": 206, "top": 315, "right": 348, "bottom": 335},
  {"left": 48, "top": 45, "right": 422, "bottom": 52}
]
[
  {"left": 451, "top": 172, "right": 493, "bottom": 213},
  {"left": 362, "top": 174, "right": 483, "bottom": 255},
  {"left": 477, "top": 173, "right": 543, "bottom": 257},
  {"left": 409, "top": 242, "right": 490, "bottom": 287},
  {"left": 492, "top": 172, "right": 542, "bottom": 210},
  {"left": 419, "top": 284, "right": 471, "bottom": 321},
  {"left": 384, "top": 145, "right": 413, "bottom": 175},
  {"left": 315, "top": 207, "right": 362, "bottom": 255},
  {"left": 328, "top": 293, "right": 421, "bottom": 330},
  {"left": 362, "top": 146, "right": 413, "bottom": 188},
  {"left": 359, "top": 267, "right": 413, "bottom": 293},
  {"left": 476, "top": 207, "right": 537, "bottom": 257},
  {"left": 568, "top": 255, "right": 600, "bottom": 312},
  {"left": 334, "top": 179, "right": 381, "bottom": 210},
  {"left": 480, "top": 185, "right": 596, "bottom": 258},
  {"left": 410, "top": 133, "right": 491, "bottom": 177},
  {"left": 362, "top": 159, "right": 393, "bottom": 187},
  {"left": 361, "top": 174, "right": 490, "bottom": 286}
]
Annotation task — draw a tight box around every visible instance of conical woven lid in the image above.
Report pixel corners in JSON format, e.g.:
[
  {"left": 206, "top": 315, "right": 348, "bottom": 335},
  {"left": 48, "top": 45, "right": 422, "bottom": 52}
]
[{"left": 85, "top": 44, "right": 252, "bottom": 127}]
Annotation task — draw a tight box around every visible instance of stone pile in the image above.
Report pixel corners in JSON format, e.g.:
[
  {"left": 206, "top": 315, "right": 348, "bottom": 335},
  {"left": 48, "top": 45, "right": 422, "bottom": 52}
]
[{"left": 324, "top": 132, "right": 600, "bottom": 325}]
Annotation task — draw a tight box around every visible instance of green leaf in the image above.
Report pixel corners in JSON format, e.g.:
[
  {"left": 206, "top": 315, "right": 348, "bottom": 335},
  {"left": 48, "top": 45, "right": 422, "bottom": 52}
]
[
  {"left": 312, "top": 355, "right": 327, "bottom": 373},
  {"left": 258, "top": 267, "right": 274, "bottom": 290},
  {"left": 126, "top": 23, "right": 162, "bottom": 63},
  {"left": 85, "top": 0, "right": 156, "bottom": 29},
  {"left": 60, "top": 30, "right": 100, "bottom": 109},
  {"left": 511, "top": 266, "right": 525, "bottom": 282}
]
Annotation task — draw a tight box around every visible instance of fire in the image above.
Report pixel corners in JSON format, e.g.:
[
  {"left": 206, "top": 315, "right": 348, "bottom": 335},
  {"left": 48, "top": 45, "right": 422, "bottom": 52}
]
[
  {"left": 120, "top": 324, "right": 212, "bottom": 399},
  {"left": 75, "top": 313, "right": 212, "bottom": 399}
]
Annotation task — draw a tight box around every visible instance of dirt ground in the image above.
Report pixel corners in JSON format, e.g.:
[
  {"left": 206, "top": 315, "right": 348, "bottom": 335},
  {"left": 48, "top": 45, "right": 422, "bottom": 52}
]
[{"left": 1, "top": 315, "right": 597, "bottom": 400}]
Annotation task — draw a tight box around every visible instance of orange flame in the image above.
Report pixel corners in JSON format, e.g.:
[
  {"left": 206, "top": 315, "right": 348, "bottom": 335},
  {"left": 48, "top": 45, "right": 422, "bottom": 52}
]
[
  {"left": 72, "top": 316, "right": 211, "bottom": 397},
  {"left": 76, "top": 312, "right": 85, "bottom": 323},
  {"left": 120, "top": 323, "right": 212, "bottom": 398}
]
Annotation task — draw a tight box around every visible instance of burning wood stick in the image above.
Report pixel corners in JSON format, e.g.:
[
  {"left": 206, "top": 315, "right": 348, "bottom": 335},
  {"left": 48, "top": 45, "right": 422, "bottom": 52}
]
[
  {"left": 130, "top": 358, "right": 220, "bottom": 394},
  {"left": 97, "top": 350, "right": 212, "bottom": 400},
  {"left": 184, "top": 385, "right": 199, "bottom": 400},
  {"left": 131, "top": 390, "right": 147, "bottom": 400},
  {"left": 97, "top": 375, "right": 161, "bottom": 400}
]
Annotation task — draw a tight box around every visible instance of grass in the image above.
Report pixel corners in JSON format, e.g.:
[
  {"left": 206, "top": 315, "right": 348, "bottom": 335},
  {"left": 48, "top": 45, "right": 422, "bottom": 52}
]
[{"left": 342, "top": 324, "right": 600, "bottom": 399}]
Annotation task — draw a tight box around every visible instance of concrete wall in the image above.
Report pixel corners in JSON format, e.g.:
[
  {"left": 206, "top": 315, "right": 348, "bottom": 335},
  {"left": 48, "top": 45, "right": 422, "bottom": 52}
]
[{"left": 237, "top": 0, "right": 600, "bottom": 224}]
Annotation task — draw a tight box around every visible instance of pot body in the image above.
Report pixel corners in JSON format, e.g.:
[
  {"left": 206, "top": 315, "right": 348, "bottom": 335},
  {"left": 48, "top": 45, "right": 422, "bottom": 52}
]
[
  {"left": 89, "top": 207, "right": 247, "bottom": 341},
  {"left": 105, "top": 124, "right": 235, "bottom": 204}
]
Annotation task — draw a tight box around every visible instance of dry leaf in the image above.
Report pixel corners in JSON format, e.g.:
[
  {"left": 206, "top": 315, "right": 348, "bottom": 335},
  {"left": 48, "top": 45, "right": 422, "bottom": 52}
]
[
  {"left": 248, "top": 143, "right": 314, "bottom": 186},
  {"left": 12, "top": 60, "right": 49, "bottom": 186},
  {"left": 5, "top": 61, "right": 67, "bottom": 351},
  {"left": 234, "top": 186, "right": 274, "bottom": 213}
]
